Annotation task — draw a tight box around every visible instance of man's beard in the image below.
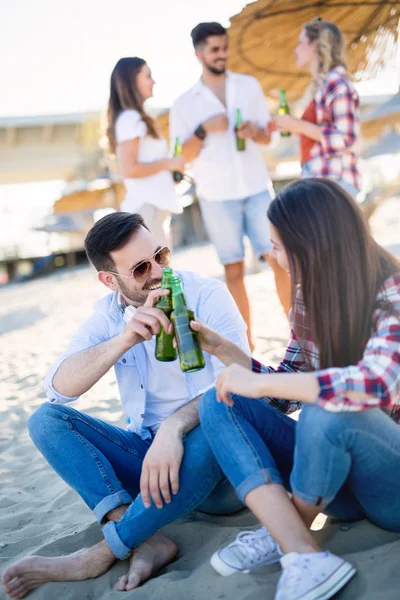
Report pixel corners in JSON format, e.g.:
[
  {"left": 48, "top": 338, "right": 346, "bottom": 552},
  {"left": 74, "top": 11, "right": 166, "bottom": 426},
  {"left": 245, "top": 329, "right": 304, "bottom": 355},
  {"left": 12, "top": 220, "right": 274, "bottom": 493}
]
[
  {"left": 117, "top": 277, "right": 162, "bottom": 306},
  {"left": 205, "top": 62, "right": 226, "bottom": 76}
]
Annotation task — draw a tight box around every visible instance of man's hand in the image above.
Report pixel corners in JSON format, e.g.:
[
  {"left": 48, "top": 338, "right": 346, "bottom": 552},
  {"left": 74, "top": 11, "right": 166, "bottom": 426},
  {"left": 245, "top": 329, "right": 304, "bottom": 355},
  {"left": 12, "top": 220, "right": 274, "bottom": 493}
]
[
  {"left": 120, "top": 289, "right": 173, "bottom": 349},
  {"left": 203, "top": 113, "right": 229, "bottom": 133},
  {"left": 265, "top": 120, "right": 277, "bottom": 136},
  {"left": 236, "top": 120, "right": 258, "bottom": 140},
  {"left": 140, "top": 423, "right": 184, "bottom": 509}
]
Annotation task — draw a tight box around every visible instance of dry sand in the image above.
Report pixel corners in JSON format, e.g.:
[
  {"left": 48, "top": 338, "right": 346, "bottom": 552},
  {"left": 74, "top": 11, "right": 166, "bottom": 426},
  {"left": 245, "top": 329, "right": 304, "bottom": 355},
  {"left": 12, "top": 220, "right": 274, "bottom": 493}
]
[{"left": 1, "top": 198, "right": 400, "bottom": 600}]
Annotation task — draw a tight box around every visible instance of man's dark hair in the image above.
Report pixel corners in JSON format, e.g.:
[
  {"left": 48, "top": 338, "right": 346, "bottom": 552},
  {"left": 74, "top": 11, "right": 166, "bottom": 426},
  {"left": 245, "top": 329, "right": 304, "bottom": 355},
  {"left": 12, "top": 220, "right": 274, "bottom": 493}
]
[
  {"left": 191, "top": 22, "right": 226, "bottom": 48},
  {"left": 84, "top": 212, "right": 148, "bottom": 272}
]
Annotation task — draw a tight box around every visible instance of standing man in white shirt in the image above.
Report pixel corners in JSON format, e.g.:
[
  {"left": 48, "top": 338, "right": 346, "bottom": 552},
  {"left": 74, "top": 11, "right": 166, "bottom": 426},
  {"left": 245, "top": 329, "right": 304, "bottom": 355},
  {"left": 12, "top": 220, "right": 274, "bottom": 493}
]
[{"left": 170, "top": 22, "right": 291, "bottom": 351}]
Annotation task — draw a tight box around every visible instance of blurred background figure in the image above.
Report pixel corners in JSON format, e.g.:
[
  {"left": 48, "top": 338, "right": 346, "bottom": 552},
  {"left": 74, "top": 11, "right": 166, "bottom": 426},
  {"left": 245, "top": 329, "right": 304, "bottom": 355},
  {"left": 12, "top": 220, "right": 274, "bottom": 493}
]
[
  {"left": 107, "top": 57, "right": 184, "bottom": 247},
  {"left": 271, "top": 18, "right": 361, "bottom": 198},
  {"left": 170, "top": 22, "right": 291, "bottom": 351}
]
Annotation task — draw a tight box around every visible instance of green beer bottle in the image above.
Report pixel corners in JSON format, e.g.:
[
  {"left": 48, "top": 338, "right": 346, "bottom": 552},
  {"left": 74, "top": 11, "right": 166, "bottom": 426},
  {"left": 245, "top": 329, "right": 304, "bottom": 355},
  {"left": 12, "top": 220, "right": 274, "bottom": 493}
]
[
  {"left": 235, "top": 108, "right": 246, "bottom": 151},
  {"left": 170, "top": 277, "right": 205, "bottom": 373},
  {"left": 155, "top": 268, "right": 177, "bottom": 362},
  {"left": 278, "top": 89, "right": 291, "bottom": 137},
  {"left": 172, "top": 137, "right": 183, "bottom": 183}
]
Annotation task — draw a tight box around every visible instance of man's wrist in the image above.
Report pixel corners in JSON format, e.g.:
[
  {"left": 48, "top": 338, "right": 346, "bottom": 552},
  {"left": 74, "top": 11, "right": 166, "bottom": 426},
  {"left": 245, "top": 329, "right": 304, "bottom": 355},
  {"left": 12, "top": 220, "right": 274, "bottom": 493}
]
[
  {"left": 117, "top": 331, "right": 138, "bottom": 353},
  {"left": 250, "top": 123, "right": 258, "bottom": 140},
  {"left": 194, "top": 124, "right": 207, "bottom": 141},
  {"left": 158, "top": 417, "right": 185, "bottom": 438}
]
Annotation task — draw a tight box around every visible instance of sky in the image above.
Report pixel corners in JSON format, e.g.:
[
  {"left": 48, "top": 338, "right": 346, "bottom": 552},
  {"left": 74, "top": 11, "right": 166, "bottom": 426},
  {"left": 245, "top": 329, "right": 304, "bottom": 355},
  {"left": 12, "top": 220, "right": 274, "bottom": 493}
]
[{"left": 1, "top": 0, "right": 248, "bottom": 116}]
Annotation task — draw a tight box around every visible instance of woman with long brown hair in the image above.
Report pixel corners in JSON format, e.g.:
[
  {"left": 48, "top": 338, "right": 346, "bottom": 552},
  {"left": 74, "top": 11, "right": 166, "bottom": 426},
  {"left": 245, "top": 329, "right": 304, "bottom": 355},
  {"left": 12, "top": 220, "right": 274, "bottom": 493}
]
[
  {"left": 272, "top": 18, "right": 361, "bottom": 198},
  {"left": 107, "top": 57, "right": 183, "bottom": 247},
  {"left": 195, "top": 178, "right": 400, "bottom": 600}
]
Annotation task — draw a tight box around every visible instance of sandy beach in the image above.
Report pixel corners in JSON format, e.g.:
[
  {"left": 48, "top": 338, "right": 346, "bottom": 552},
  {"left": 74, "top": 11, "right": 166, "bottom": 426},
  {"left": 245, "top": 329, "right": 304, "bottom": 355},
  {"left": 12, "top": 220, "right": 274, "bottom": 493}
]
[{"left": 1, "top": 198, "right": 400, "bottom": 600}]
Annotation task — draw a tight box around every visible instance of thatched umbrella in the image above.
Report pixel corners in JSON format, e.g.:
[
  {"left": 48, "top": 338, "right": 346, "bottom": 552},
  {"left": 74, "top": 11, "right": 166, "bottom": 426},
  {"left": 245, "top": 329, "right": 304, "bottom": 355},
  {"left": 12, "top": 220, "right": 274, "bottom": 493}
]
[
  {"left": 362, "top": 91, "right": 400, "bottom": 137},
  {"left": 228, "top": 0, "right": 400, "bottom": 102},
  {"left": 53, "top": 180, "right": 125, "bottom": 214},
  {"left": 361, "top": 128, "right": 400, "bottom": 158}
]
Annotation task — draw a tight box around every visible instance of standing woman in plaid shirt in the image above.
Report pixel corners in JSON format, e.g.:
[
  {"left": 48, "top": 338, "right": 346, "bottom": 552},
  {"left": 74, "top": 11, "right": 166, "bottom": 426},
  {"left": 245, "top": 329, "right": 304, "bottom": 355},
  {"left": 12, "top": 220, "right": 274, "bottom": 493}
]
[
  {"left": 272, "top": 18, "right": 361, "bottom": 198},
  {"left": 195, "top": 179, "right": 400, "bottom": 600}
]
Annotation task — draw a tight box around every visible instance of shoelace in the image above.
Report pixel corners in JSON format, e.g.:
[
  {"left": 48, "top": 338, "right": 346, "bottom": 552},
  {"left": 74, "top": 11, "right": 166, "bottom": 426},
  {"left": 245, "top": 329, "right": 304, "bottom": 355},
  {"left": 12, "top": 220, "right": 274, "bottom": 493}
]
[{"left": 229, "top": 529, "right": 275, "bottom": 564}]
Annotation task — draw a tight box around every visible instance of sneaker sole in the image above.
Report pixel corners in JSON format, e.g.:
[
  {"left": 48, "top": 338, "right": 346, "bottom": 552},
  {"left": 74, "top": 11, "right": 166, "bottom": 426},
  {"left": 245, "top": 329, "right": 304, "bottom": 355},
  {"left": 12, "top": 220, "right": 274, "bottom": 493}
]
[
  {"left": 299, "top": 561, "right": 356, "bottom": 600},
  {"left": 210, "top": 550, "right": 280, "bottom": 577}
]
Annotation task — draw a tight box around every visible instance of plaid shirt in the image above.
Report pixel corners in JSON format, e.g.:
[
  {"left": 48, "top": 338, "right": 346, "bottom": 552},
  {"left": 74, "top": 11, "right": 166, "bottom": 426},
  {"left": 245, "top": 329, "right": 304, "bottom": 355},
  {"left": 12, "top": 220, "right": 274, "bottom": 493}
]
[
  {"left": 306, "top": 67, "right": 361, "bottom": 191},
  {"left": 252, "top": 275, "right": 400, "bottom": 424}
]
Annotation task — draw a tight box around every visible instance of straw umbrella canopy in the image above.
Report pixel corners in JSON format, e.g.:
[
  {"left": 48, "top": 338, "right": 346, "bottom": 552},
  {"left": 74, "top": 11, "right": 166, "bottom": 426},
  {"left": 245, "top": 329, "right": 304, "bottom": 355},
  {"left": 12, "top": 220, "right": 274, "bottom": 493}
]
[
  {"left": 228, "top": 0, "right": 400, "bottom": 102},
  {"left": 53, "top": 181, "right": 125, "bottom": 214},
  {"left": 157, "top": 110, "right": 170, "bottom": 142},
  {"left": 362, "top": 91, "right": 400, "bottom": 137}
]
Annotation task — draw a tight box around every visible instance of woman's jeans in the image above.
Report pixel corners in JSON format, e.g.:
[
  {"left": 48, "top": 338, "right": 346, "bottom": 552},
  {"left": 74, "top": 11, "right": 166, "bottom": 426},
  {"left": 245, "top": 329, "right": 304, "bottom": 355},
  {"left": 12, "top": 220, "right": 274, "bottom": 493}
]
[
  {"left": 199, "top": 391, "right": 400, "bottom": 532},
  {"left": 301, "top": 161, "right": 359, "bottom": 199},
  {"left": 28, "top": 403, "right": 242, "bottom": 559}
]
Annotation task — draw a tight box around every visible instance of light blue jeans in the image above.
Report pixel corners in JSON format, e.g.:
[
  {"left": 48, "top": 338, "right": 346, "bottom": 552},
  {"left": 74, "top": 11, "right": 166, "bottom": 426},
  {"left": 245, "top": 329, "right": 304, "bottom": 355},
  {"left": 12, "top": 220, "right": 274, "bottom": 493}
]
[
  {"left": 28, "top": 403, "right": 243, "bottom": 559},
  {"left": 199, "top": 189, "right": 273, "bottom": 265},
  {"left": 301, "top": 161, "right": 359, "bottom": 199},
  {"left": 199, "top": 391, "right": 400, "bottom": 531}
]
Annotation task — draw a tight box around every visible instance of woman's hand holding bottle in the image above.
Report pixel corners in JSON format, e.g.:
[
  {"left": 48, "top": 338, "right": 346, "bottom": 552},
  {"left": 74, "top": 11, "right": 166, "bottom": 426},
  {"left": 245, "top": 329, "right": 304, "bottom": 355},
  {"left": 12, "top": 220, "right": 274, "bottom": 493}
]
[
  {"left": 190, "top": 319, "right": 253, "bottom": 370},
  {"left": 167, "top": 156, "right": 185, "bottom": 175},
  {"left": 189, "top": 319, "right": 225, "bottom": 357}
]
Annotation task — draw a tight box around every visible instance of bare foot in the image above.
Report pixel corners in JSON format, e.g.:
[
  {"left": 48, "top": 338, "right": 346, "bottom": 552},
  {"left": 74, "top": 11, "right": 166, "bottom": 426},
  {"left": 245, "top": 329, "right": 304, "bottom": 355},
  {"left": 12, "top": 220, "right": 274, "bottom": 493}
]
[
  {"left": 2, "top": 540, "right": 115, "bottom": 599},
  {"left": 115, "top": 533, "right": 177, "bottom": 592}
]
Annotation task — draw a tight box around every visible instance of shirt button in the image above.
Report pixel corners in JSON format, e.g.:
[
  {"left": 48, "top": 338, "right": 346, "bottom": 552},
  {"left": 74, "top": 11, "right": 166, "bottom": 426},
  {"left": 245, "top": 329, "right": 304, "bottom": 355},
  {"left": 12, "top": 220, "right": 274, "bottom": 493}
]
[
  {"left": 122, "top": 358, "right": 126, "bottom": 364},
  {"left": 141, "top": 414, "right": 145, "bottom": 418}
]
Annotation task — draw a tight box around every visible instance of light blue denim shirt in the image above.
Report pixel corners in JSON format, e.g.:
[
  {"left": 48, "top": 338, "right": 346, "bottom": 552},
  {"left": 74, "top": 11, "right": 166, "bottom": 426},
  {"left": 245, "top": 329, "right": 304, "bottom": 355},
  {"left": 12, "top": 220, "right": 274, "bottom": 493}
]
[{"left": 44, "top": 270, "right": 250, "bottom": 440}]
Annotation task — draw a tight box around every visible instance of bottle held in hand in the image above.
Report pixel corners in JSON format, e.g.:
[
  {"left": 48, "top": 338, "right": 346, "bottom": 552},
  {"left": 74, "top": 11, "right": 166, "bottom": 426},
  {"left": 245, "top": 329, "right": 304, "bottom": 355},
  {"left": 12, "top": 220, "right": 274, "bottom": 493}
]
[
  {"left": 170, "top": 277, "right": 205, "bottom": 373},
  {"left": 155, "top": 268, "right": 177, "bottom": 362},
  {"left": 278, "top": 89, "right": 291, "bottom": 137},
  {"left": 172, "top": 137, "right": 184, "bottom": 183},
  {"left": 235, "top": 108, "right": 246, "bottom": 151}
]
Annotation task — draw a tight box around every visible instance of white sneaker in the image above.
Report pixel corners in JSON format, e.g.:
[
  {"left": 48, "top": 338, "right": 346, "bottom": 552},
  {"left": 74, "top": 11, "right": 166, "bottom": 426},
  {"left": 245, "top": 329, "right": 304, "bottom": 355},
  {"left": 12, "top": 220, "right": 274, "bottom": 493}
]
[
  {"left": 276, "top": 551, "right": 356, "bottom": 600},
  {"left": 210, "top": 526, "right": 282, "bottom": 576}
]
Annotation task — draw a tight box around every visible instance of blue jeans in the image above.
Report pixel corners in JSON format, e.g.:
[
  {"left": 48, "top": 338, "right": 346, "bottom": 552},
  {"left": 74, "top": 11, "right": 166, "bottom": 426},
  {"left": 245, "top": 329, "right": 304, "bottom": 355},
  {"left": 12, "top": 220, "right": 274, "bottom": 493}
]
[
  {"left": 199, "top": 189, "right": 273, "bottom": 265},
  {"left": 301, "top": 161, "right": 359, "bottom": 199},
  {"left": 28, "top": 403, "right": 243, "bottom": 559},
  {"left": 199, "top": 391, "right": 400, "bottom": 531}
]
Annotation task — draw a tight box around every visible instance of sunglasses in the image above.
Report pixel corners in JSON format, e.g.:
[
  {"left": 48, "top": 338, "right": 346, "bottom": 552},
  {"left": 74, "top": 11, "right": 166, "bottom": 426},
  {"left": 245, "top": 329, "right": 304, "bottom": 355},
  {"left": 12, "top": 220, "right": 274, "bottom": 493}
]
[{"left": 109, "top": 246, "right": 171, "bottom": 284}]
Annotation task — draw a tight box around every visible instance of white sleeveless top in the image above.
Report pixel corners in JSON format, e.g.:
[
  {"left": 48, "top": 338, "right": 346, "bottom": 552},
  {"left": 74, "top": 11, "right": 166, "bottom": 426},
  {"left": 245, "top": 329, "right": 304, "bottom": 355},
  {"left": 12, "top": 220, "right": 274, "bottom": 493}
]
[{"left": 116, "top": 110, "right": 181, "bottom": 213}]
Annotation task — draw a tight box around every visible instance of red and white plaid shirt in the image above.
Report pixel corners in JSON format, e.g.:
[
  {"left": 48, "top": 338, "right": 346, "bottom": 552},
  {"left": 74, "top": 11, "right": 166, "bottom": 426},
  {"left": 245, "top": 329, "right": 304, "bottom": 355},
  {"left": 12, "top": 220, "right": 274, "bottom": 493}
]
[
  {"left": 252, "top": 275, "right": 400, "bottom": 424},
  {"left": 306, "top": 67, "right": 361, "bottom": 191}
]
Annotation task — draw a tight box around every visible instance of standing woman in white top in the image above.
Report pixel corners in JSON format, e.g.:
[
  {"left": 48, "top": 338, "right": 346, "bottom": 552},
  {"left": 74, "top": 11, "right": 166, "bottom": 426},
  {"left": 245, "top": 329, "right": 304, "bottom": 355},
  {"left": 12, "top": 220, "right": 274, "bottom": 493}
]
[{"left": 107, "top": 57, "right": 184, "bottom": 247}]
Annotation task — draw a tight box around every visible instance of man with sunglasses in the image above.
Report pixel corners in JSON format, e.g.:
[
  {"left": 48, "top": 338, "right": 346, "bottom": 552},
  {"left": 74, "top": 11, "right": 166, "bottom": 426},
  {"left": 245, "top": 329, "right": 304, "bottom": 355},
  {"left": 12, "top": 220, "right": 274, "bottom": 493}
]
[{"left": 2, "top": 211, "right": 249, "bottom": 598}]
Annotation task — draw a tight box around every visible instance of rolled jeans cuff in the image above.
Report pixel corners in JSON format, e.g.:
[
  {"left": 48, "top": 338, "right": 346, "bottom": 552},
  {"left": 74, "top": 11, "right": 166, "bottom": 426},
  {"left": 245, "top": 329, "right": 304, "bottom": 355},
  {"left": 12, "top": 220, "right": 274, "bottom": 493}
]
[
  {"left": 93, "top": 490, "right": 134, "bottom": 524},
  {"left": 102, "top": 521, "right": 131, "bottom": 560},
  {"left": 290, "top": 479, "right": 336, "bottom": 507},
  {"left": 236, "top": 467, "right": 283, "bottom": 504}
]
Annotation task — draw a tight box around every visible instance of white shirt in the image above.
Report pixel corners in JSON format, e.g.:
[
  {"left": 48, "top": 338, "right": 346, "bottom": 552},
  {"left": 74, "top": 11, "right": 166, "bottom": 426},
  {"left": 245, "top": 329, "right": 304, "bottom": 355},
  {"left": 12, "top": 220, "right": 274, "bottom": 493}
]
[
  {"left": 116, "top": 110, "right": 181, "bottom": 214},
  {"left": 141, "top": 338, "right": 190, "bottom": 432},
  {"left": 170, "top": 71, "right": 271, "bottom": 202},
  {"left": 45, "top": 269, "right": 250, "bottom": 440},
  {"left": 121, "top": 298, "right": 190, "bottom": 433}
]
